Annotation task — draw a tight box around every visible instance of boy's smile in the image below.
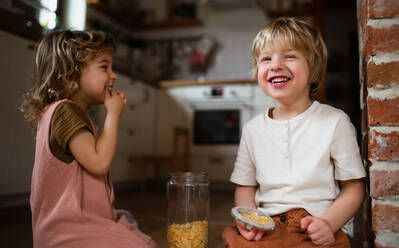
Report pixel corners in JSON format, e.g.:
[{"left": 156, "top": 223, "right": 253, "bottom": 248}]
[{"left": 267, "top": 76, "right": 291, "bottom": 88}]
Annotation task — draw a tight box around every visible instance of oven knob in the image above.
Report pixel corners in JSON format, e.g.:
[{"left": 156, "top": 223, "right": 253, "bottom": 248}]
[{"left": 231, "top": 90, "right": 237, "bottom": 97}]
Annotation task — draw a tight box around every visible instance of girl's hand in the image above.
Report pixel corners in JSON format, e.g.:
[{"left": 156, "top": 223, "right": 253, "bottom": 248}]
[
  {"left": 104, "top": 89, "right": 127, "bottom": 115},
  {"left": 301, "top": 216, "right": 335, "bottom": 246},
  {"left": 235, "top": 219, "right": 265, "bottom": 241}
]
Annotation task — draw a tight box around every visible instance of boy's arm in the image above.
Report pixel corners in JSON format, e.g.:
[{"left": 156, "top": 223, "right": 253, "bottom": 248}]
[
  {"left": 301, "top": 178, "right": 364, "bottom": 245},
  {"left": 234, "top": 185, "right": 257, "bottom": 207},
  {"left": 321, "top": 178, "right": 365, "bottom": 232},
  {"left": 69, "top": 90, "right": 126, "bottom": 176},
  {"left": 234, "top": 185, "right": 265, "bottom": 241}
]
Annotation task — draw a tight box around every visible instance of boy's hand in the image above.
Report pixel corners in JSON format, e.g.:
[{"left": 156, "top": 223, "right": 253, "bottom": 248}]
[
  {"left": 301, "top": 216, "right": 335, "bottom": 246},
  {"left": 235, "top": 219, "right": 265, "bottom": 241},
  {"left": 104, "top": 89, "right": 127, "bottom": 115}
]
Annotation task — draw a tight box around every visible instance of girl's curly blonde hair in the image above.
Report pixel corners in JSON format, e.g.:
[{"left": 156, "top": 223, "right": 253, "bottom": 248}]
[
  {"left": 251, "top": 17, "right": 327, "bottom": 100},
  {"left": 20, "top": 30, "right": 115, "bottom": 129}
]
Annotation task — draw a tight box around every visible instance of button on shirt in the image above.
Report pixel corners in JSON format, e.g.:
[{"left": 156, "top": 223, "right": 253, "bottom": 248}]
[{"left": 230, "top": 101, "right": 366, "bottom": 237}]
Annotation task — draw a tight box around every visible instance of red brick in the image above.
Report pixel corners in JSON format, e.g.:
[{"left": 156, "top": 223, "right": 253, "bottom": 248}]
[
  {"left": 372, "top": 203, "right": 399, "bottom": 232},
  {"left": 369, "top": 0, "right": 399, "bottom": 18},
  {"left": 362, "top": 194, "right": 373, "bottom": 243},
  {"left": 368, "top": 97, "right": 399, "bottom": 125},
  {"left": 362, "top": 133, "right": 369, "bottom": 159},
  {"left": 358, "top": 0, "right": 368, "bottom": 61},
  {"left": 362, "top": 106, "right": 369, "bottom": 136},
  {"left": 369, "top": 129, "right": 399, "bottom": 160},
  {"left": 365, "top": 24, "right": 399, "bottom": 57},
  {"left": 358, "top": 0, "right": 369, "bottom": 32},
  {"left": 370, "top": 169, "right": 399, "bottom": 198},
  {"left": 367, "top": 61, "right": 399, "bottom": 88}
]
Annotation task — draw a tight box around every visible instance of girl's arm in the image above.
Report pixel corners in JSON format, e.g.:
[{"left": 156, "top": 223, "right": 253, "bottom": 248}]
[
  {"left": 301, "top": 178, "right": 364, "bottom": 245},
  {"left": 234, "top": 185, "right": 265, "bottom": 241},
  {"left": 69, "top": 90, "right": 127, "bottom": 175}
]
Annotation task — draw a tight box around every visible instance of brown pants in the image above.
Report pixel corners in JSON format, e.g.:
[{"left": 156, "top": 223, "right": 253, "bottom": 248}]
[{"left": 222, "top": 209, "right": 351, "bottom": 248}]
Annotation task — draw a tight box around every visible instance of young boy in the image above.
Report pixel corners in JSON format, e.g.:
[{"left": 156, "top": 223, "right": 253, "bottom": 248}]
[{"left": 222, "top": 17, "right": 366, "bottom": 247}]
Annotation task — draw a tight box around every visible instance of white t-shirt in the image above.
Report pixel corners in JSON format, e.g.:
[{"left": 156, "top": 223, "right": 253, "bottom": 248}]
[{"left": 230, "top": 101, "right": 366, "bottom": 237}]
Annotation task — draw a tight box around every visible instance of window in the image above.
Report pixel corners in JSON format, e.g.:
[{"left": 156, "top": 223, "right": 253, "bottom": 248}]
[{"left": 39, "top": 0, "right": 58, "bottom": 29}]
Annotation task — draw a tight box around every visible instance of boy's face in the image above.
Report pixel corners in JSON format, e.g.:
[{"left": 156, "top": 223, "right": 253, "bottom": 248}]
[
  {"left": 256, "top": 44, "right": 311, "bottom": 105},
  {"left": 74, "top": 51, "right": 117, "bottom": 107}
]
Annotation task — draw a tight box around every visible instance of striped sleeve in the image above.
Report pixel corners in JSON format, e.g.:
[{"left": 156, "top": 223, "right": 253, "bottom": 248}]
[{"left": 49, "top": 101, "right": 93, "bottom": 163}]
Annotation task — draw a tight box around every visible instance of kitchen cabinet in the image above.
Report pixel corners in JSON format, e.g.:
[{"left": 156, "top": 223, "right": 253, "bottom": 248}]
[
  {"left": 0, "top": 30, "right": 36, "bottom": 195},
  {"left": 87, "top": 1, "right": 202, "bottom": 31},
  {"left": 0, "top": 8, "right": 43, "bottom": 42}
]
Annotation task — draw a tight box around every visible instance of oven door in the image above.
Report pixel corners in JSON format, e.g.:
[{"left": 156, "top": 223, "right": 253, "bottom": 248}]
[
  {"left": 194, "top": 109, "right": 240, "bottom": 145},
  {"left": 189, "top": 99, "right": 252, "bottom": 156}
]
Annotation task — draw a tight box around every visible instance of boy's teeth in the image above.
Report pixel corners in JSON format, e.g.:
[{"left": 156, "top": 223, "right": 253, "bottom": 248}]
[{"left": 271, "top": 77, "right": 289, "bottom": 83}]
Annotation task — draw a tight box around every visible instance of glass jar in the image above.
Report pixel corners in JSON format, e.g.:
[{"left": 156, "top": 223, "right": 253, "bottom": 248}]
[{"left": 167, "top": 172, "right": 210, "bottom": 248}]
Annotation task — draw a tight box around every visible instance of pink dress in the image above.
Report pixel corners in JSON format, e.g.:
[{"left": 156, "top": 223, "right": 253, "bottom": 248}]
[{"left": 30, "top": 100, "right": 157, "bottom": 248}]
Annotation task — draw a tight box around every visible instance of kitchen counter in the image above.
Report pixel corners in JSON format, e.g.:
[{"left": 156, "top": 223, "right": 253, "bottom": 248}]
[{"left": 159, "top": 78, "right": 257, "bottom": 88}]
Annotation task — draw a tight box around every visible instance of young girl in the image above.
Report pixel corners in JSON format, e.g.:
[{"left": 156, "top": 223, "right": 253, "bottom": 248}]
[
  {"left": 20, "top": 30, "right": 157, "bottom": 248},
  {"left": 222, "top": 17, "right": 366, "bottom": 247}
]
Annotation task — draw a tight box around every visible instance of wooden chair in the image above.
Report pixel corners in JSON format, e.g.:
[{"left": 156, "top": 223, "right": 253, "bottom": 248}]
[{"left": 137, "top": 126, "right": 190, "bottom": 192}]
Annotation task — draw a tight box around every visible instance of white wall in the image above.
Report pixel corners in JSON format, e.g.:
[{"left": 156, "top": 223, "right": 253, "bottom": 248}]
[{"left": 0, "top": 31, "right": 36, "bottom": 195}]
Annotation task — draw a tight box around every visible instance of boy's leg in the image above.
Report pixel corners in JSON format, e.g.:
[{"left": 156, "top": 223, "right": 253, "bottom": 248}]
[
  {"left": 282, "top": 209, "right": 351, "bottom": 248},
  {"left": 222, "top": 225, "right": 279, "bottom": 248},
  {"left": 329, "top": 231, "right": 351, "bottom": 248},
  {"left": 222, "top": 209, "right": 351, "bottom": 248}
]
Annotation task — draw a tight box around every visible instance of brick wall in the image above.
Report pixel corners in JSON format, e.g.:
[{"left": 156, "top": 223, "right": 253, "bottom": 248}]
[{"left": 358, "top": 0, "right": 399, "bottom": 247}]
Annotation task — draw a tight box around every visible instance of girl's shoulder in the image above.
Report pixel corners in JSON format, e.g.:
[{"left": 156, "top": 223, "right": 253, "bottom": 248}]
[{"left": 52, "top": 100, "right": 92, "bottom": 131}]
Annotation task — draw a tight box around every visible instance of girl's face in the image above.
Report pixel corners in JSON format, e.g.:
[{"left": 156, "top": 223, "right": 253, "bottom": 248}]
[
  {"left": 257, "top": 44, "right": 311, "bottom": 105},
  {"left": 73, "top": 51, "right": 117, "bottom": 109}
]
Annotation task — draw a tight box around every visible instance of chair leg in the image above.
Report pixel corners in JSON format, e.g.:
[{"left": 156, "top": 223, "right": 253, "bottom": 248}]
[
  {"left": 139, "top": 163, "right": 147, "bottom": 192},
  {"left": 154, "top": 165, "right": 161, "bottom": 189},
  {"left": 171, "top": 159, "right": 178, "bottom": 173}
]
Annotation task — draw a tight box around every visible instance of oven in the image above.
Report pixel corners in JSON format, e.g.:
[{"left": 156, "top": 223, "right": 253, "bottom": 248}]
[{"left": 184, "top": 84, "right": 254, "bottom": 156}]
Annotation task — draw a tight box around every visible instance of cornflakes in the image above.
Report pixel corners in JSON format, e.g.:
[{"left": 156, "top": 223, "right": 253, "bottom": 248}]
[
  {"left": 168, "top": 220, "right": 208, "bottom": 248},
  {"left": 241, "top": 212, "right": 270, "bottom": 224}
]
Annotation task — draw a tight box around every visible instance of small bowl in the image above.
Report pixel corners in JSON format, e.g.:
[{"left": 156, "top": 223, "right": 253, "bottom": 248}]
[{"left": 231, "top": 206, "right": 275, "bottom": 231}]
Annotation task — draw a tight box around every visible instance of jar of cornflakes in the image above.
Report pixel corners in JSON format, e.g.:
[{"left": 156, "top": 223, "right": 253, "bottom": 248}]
[{"left": 167, "top": 172, "right": 210, "bottom": 248}]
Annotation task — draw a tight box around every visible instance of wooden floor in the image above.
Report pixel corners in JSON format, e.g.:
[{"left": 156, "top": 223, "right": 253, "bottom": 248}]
[
  {"left": 0, "top": 187, "right": 365, "bottom": 247},
  {"left": 0, "top": 188, "right": 235, "bottom": 247}
]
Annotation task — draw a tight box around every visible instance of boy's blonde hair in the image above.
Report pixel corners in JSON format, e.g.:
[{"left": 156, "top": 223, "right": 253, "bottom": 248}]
[
  {"left": 20, "top": 30, "right": 115, "bottom": 128},
  {"left": 251, "top": 17, "right": 327, "bottom": 99}
]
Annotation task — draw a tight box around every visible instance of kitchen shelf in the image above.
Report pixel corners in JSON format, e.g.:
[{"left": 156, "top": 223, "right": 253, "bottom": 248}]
[
  {"left": 159, "top": 78, "right": 257, "bottom": 88},
  {"left": 266, "top": 8, "right": 313, "bottom": 18},
  {"left": 0, "top": 8, "right": 43, "bottom": 42},
  {"left": 88, "top": 2, "right": 202, "bottom": 31}
]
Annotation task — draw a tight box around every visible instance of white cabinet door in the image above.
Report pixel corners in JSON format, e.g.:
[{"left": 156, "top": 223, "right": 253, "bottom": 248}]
[{"left": 0, "top": 31, "right": 36, "bottom": 195}]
